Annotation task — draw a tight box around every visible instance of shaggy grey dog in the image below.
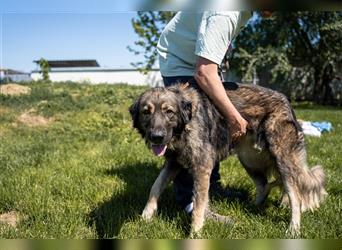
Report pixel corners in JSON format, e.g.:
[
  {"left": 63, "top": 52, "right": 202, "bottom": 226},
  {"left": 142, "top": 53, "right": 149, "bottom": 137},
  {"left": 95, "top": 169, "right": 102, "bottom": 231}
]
[{"left": 129, "top": 82, "right": 327, "bottom": 236}]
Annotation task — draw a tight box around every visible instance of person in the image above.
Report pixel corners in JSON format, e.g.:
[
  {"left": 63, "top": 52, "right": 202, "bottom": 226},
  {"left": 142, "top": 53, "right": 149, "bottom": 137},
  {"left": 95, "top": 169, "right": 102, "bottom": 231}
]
[{"left": 157, "top": 11, "right": 252, "bottom": 214}]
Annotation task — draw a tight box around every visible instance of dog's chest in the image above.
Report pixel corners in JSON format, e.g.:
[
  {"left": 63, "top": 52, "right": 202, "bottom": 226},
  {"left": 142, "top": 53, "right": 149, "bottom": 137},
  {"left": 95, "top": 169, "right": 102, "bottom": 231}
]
[{"left": 169, "top": 133, "right": 207, "bottom": 168}]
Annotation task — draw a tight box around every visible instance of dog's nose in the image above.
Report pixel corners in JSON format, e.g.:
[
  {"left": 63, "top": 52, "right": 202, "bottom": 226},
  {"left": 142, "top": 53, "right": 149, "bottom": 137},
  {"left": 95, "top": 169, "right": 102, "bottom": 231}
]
[{"left": 150, "top": 131, "right": 165, "bottom": 144}]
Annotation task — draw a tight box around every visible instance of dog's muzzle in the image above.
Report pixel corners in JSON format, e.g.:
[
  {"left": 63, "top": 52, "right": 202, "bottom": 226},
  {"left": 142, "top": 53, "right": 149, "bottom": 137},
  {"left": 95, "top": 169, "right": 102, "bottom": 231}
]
[
  {"left": 149, "top": 130, "right": 168, "bottom": 157},
  {"left": 149, "top": 131, "right": 165, "bottom": 144}
]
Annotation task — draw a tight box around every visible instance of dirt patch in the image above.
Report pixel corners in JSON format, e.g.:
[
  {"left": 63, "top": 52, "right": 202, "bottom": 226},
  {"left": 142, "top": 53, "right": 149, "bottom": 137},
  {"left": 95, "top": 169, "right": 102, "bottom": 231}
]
[
  {"left": 0, "top": 83, "right": 31, "bottom": 96},
  {"left": 0, "top": 107, "right": 13, "bottom": 115},
  {"left": 16, "top": 109, "right": 53, "bottom": 127},
  {"left": 0, "top": 211, "right": 19, "bottom": 228}
]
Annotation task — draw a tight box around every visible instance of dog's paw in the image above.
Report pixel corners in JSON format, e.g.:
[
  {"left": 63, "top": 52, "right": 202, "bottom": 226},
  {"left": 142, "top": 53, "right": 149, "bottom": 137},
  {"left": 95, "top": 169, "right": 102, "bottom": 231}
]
[
  {"left": 141, "top": 205, "right": 157, "bottom": 221},
  {"left": 189, "top": 230, "right": 202, "bottom": 239},
  {"left": 286, "top": 223, "right": 301, "bottom": 238}
]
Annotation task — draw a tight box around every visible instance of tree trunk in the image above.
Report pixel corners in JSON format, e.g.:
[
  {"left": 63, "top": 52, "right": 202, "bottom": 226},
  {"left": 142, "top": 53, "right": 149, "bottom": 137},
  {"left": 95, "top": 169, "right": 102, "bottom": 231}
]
[
  {"left": 322, "top": 64, "right": 334, "bottom": 105},
  {"left": 312, "top": 64, "right": 334, "bottom": 105},
  {"left": 312, "top": 67, "right": 323, "bottom": 104}
]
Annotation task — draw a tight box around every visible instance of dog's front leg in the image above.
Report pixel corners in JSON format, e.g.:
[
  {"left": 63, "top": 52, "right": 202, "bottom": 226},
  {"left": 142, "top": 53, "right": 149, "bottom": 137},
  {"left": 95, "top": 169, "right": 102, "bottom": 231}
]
[
  {"left": 142, "top": 160, "right": 180, "bottom": 221},
  {"left": 191, "top": 165, "right": 211, "bottom": 235}
]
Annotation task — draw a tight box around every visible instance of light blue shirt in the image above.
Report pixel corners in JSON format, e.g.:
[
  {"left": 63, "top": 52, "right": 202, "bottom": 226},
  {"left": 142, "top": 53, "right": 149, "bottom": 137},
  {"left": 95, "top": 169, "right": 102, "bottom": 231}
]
[{"left": 157, "top": 11, "right": 252, "bottom": 77}]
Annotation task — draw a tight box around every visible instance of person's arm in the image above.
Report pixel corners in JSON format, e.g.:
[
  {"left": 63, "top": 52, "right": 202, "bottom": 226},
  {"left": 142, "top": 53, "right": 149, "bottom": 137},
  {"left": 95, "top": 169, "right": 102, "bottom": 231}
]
[{"left": 194, "top": 56, "right": 248, "bottom": 141}]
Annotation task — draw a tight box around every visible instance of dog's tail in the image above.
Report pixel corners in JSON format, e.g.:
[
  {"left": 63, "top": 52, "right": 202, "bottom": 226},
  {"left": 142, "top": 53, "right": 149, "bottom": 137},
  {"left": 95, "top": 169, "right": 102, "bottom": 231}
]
[{"left": 297, "top": 164, "right": 328, "bottom": 212}]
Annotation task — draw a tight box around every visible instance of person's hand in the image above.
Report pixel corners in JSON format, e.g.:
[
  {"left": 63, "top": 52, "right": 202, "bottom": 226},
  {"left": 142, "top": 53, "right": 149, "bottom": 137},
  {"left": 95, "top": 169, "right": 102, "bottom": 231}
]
[{"left": 229, "top": 114, "right": 248, "bottom": 142}]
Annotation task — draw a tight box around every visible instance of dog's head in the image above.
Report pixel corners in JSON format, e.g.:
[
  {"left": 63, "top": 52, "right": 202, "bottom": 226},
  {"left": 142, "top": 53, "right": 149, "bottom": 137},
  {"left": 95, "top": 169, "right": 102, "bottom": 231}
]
[{"left": 129, "top": 85, "right": 192, "bottom": 156}]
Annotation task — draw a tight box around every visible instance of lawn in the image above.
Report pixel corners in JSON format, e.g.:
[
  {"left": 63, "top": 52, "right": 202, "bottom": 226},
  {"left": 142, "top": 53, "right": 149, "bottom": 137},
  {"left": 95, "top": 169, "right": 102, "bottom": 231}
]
[{"left": 0, "top": 81, "right": 341, "bottom": 239}]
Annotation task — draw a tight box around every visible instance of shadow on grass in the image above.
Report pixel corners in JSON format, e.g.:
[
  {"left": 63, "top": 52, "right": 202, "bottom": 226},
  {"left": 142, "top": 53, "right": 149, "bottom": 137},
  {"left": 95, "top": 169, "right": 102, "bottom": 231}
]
[
  {"left": 89, "top": 162, "right": 159, "bottom": 238},
  {"left": 89, "top": 161, "right": 186, "bottom": 238},
  {"left": 89, "top": 161, "right": 276, "bottom": 238}
]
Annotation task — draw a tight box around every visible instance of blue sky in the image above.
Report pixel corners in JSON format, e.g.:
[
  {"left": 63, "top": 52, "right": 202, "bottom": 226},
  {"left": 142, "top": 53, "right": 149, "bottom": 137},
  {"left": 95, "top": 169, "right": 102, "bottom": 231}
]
[
  {"left": 1, "top": 12, "right": 145, "bottom": 72},
  {"left": 1, "top": 0, "right": 144, "bottom": 72},
  {"left": 0, "top": 0, "right": 139, "bottom": 13}
]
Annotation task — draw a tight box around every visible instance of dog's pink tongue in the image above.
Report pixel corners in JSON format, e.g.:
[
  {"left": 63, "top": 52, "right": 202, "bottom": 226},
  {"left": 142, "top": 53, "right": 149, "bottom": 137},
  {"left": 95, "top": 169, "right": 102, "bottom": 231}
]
[{"left": 152, "top": 145, "right": 167, "bottom": 156}]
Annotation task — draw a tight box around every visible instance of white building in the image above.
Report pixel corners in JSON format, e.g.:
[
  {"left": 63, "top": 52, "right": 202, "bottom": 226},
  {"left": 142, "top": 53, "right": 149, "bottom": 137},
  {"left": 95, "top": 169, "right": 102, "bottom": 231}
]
[
  {"left": 31, "top": 59, "right": 163, "bottom": 87},
  {"left": 0, "top": 69, "right": 32, "bottom": 83}
]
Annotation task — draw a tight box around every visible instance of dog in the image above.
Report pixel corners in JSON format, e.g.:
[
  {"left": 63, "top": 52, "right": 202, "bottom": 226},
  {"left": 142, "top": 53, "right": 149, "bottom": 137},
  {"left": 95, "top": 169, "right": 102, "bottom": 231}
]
[{"left": 129, "top": 82, "right": 327, "bottom": 236}]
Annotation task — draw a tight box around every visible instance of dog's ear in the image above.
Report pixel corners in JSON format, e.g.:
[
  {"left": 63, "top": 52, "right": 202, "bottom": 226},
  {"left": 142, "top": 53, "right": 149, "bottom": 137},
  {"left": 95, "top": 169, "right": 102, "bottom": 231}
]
[
  {"left": 180, "top": 100, "right": 192, "bottom": 124},
  {"left": 129, "top": 96, "right": 141, "bottom": 131},
  {"left": 174, "top": 99, "right": 192, "bottom": 135},
  {"left": 129, "top": 95, "right": 147, "bottom": 137}
]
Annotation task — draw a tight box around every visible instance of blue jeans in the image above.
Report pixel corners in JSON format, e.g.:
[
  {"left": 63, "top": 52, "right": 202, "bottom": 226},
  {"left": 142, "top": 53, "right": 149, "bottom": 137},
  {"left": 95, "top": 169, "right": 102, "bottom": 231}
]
[{"left": 162, "top": 76, "right": 221, "bottom": 209}]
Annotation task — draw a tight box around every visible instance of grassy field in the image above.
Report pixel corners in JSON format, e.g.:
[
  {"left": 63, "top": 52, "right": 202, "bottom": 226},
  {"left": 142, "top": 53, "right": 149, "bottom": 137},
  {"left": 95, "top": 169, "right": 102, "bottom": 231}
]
[{"left": 0, "top": 81, "right": 341, "bottom": 239}]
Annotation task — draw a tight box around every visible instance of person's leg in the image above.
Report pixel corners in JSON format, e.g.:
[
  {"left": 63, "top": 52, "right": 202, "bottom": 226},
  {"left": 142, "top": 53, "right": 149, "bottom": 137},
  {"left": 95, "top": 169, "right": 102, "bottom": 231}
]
[
  {"left": 173, "top": 168, "right": 195, "bottom": 212},
  {"left": 210, "top": 162, "right": 220, "bottom": 184}
]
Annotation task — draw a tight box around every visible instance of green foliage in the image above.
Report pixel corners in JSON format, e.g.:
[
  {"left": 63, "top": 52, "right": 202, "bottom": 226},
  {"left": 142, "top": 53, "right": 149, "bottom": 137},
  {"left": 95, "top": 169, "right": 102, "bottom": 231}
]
[
  {"left": 231, "top": 12, "right": 342, "bottom": 104},
  {"left": 237, "top": 47, "right": 292, "bottom": 84},
  {"left": 38, "top": 58, "right": 51, "bottom": 82},
  {"left": 0, "top": 82, "right": 341, "bottom": 238},
  {"left": 127, "top": 11, "right": 176, "bottom": 73}
]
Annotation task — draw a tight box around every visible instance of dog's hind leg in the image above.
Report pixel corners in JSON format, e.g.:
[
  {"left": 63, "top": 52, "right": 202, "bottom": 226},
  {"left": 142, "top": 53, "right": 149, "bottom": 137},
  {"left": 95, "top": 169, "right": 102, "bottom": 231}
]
[
  {"left": 265, "top": 116, "right": 327, "bottom": 236},
  {"left": 243, "top": 168, "right": 269, "bottom": 206},
  {"left": 237, "top": 155, "right": 278, "bottom": 206},
  {"left": 264, "top": 118, "right": 304, "bottom": 236},
  {"left": 142, "top": 160, "right": 180, "bottom": 221},
  {"left": 255, "top": 178, "right": 281, "bottom": 206},
  {"left": 267, "top": 155, "right": 302, "bottom": 236},
  {"left": 283, "top": 177, "right": 302, "bottom": 236}
]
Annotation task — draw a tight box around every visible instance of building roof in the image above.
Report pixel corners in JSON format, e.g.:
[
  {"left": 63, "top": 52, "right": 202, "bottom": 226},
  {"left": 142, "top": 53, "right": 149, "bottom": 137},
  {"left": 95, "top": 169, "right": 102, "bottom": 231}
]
[
  {"left": 0, "top": 68, "right": 29, "bottom": 75},
  {"left": 33, "top": 59, "right": 100, "bottom": 68},
  {"left": 31, "top": 68, "right": 160, "bottom": 73}
]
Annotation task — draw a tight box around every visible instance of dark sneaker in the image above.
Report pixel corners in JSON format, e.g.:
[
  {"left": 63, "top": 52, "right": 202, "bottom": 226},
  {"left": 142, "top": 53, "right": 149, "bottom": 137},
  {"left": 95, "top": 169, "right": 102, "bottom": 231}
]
[
  {"left": 183, "top": 202, "right": 235, "bottom": 225},
  {"left": 209, "top": 183, "right": 246, "bottom": 201}
]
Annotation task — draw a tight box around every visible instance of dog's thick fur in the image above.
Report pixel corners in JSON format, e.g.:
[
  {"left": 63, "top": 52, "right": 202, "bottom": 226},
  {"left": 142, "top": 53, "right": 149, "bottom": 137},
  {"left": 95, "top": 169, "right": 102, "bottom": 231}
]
[{"left": 129, "top": 82, "right": 327, "bottom": 235}]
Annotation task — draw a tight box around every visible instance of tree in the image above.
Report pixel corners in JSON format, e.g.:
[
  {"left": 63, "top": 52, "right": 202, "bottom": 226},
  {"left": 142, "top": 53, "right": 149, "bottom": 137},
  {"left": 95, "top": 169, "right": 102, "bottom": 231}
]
[
  {"left": 127, "top": 11, "right": 175, "bottom": 72},
  {"left": 129, "top": 11, "right": 342, "bottom": 104},
  {"left": 232, "top": 11, "right": 342, "bottom": 104},
  {"left": 38, "top": 58, "right": 51, "bottom": 82}
]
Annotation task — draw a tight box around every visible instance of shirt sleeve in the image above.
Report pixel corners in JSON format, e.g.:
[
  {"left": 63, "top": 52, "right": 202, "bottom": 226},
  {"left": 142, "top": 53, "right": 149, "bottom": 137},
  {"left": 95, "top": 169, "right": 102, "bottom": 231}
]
[{"left": 195, "top": 12, "right": 240, "bottom": 65}]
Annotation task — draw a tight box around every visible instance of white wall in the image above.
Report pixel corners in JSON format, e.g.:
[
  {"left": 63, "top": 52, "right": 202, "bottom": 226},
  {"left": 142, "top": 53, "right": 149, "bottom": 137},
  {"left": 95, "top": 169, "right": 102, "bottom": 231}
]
[{"left": 30, "top": 69, "right": 164, "bottom": 87}]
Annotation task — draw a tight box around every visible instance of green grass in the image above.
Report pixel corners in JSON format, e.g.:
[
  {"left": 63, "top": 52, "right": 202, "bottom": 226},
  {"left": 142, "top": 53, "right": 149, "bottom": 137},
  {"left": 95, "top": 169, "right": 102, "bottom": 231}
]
[{"left": 0, "top": 81, "right": 341, "bottom": 239}]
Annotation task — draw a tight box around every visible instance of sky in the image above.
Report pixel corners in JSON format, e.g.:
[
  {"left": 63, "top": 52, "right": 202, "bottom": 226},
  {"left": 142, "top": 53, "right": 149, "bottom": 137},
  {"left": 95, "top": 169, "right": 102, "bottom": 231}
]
[
  {"left": 0, "top": 0, "right": 140, "bottom": 13},
  {"left": 1, "top": 1, "right": 145, "bottom": 72}
]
